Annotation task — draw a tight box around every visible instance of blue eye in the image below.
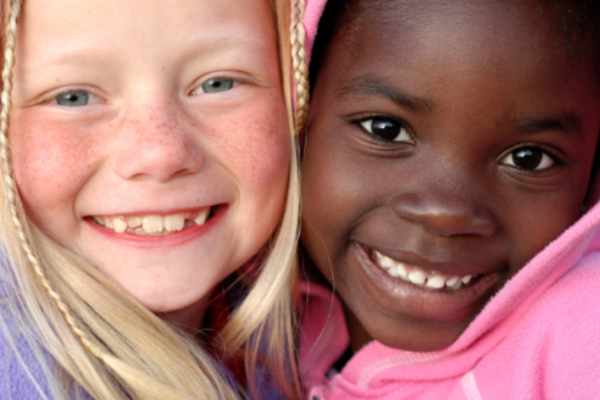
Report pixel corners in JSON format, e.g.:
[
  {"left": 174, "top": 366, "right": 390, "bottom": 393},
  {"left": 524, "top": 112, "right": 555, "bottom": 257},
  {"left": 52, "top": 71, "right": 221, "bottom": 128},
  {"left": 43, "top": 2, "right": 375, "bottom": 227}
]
[
  {"left": 201, "top": 78, "right": 235, "bottom": 93},
  {"left": 360, "top": 117, "right": 411, "bottom": 142},
  {"left": 55, "top": 90, "right": 90, "bottom": 107},
  {"left": 502, "top": 146, "right": 555, "bottom": 170}
]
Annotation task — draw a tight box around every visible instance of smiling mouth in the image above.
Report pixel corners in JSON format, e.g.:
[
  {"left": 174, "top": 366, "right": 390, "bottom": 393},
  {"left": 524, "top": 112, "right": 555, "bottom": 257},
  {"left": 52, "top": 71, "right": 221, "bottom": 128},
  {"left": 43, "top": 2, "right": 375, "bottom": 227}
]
[
  {"left": 371, "top": 249, "right": 481, "bottom": 291},
  {"left": 90, "top": 207, "right": 214, "bottom": 236}
]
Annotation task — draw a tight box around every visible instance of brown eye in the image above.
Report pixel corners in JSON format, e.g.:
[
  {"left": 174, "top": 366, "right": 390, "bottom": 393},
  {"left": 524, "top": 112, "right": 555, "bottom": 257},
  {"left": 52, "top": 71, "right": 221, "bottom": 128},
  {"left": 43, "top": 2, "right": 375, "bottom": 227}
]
[
  {"left": 502, "top": 146, "right": 555, "bottom": 170},
  {"left": 360, "top": 117, "right": 411, "bottom": 142}
]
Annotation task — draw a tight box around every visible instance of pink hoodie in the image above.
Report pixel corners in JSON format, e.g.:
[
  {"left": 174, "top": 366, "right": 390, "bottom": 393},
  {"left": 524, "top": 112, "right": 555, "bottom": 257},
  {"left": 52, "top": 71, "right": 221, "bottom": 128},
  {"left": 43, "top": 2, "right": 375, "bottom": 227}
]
[{"left": 298, "top": 1, "right": 600, "bottom": 399}]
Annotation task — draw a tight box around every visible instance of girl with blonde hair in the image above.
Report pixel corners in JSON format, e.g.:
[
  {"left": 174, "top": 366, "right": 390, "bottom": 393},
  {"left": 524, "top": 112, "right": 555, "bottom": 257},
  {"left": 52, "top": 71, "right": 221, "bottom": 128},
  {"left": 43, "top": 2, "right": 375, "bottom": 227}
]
[{"left": 0, "top": 0, "right": 309, "bottom": 398}]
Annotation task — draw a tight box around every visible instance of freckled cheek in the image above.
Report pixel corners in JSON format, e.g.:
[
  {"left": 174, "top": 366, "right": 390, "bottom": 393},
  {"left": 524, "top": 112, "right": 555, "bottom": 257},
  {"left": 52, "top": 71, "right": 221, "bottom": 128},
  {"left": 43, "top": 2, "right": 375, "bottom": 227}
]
[
  {"left": 9, "top": 111, "right": 102, "bottom": 218},
  {"left": 208, "top": 100, "right": 290, "bottom": 190}
]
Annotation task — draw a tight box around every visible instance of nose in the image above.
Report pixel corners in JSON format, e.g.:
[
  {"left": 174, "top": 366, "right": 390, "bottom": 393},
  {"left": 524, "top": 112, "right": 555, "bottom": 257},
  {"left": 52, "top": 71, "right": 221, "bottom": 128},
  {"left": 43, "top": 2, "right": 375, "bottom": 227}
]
[
  {"left": 113, "top": 100, "right": 204, "bottom": 183},
  {"left": 390, "top": 185, "right": 497, "bottom": 237}
]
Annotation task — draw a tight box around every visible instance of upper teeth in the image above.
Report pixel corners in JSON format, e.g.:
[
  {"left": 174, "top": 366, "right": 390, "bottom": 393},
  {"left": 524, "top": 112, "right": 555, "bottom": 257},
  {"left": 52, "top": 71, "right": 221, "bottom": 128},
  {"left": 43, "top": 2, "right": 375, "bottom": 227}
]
[
  {"left": 93, "top": 209, "right": 210, "bottom": 235},
  {"left": 372, "top": 250, "right": 477, "bottom": 291}
]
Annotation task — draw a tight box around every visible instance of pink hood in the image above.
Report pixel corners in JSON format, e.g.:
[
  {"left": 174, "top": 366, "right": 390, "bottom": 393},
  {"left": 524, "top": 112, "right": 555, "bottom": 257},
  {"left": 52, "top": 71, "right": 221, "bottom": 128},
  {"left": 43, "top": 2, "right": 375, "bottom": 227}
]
[
  {"left": 299, "top": 1, "right": 600, "bottom": 398},
  {"left": 304, "top": 0, "right": 328, "bottom": 64}
]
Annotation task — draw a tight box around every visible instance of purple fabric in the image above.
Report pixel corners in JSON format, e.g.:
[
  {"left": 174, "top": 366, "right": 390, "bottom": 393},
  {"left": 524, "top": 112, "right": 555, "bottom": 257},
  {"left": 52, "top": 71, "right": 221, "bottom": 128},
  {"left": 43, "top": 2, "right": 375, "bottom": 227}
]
[{"left": 0, "top": 302, "right": 93, "bottom": 399}]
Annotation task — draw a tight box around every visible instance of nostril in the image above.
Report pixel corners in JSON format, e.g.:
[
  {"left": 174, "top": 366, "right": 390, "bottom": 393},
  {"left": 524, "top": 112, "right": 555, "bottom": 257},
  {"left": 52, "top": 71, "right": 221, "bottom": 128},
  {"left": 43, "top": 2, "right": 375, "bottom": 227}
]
[
  {"left": 114, "top": 132, "right": 204, "bottom": 182},
  {"left": 467, "top": 213, "right": 497, "bottom": 237},
  {"left": 111, "top": 102, "right": 205, "bottom": 183},
  {"left": 422, "top": 209, "right": 496, "bottom": 237},
  {"left": 391, "top": 192, "right": 497, "bottom": 237}
]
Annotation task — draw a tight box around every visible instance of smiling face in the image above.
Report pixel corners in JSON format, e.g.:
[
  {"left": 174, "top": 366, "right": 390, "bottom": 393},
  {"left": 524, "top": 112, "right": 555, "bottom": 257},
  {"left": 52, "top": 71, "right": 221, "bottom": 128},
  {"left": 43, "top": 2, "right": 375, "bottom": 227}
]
[
  {"left": 10, "top": 0, "right": 289, "bottom": 329},
  {"left": 302, "top": 0, "right": 600, "bottom": 351}
]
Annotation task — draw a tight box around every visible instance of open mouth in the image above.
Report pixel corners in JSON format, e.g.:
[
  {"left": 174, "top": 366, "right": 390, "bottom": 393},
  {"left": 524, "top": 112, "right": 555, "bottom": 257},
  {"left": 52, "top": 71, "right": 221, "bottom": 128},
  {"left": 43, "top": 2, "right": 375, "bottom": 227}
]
[
  {"left": 90, "top": 207, "right": 214, "bottom": 236},
  {"left": 370, "top": 248, "right": 482, "bottom": 291}
]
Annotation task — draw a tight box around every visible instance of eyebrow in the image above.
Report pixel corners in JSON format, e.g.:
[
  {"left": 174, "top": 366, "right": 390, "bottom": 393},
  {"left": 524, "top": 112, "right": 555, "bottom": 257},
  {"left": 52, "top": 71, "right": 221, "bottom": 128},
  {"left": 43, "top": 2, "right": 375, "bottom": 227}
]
[
  {"left": 335, "top": 74, "right": 587, "bottom": 140},
  {"left": 44, "top": 51, "right": 98, "bottom": 68},
  {"left": 517, "top": 113, "right": 584, "bottom": 140},
  {"left": 335, "top": 73, "right": 436, "bottom": 113},
  {"left": 20, "top": 37, "right": 265, "bottom": 77}
]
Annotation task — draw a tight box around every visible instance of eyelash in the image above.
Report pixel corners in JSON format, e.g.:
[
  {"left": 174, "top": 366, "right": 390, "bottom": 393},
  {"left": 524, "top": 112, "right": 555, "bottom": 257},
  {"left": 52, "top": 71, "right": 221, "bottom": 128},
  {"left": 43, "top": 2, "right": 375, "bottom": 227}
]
[
  {"left": 45, "top": 88, "right": 102, "bottom": 107},
  {"left": 190, "top": 75, "right": 248, "bottom": 96},
  {"left": 41, "top": 75, "right": 245, "bottom": 105},
  {"left": 500, "top": 144, "right": 564, "bottom": 172},
  {"left": 355, "top": 116, "right": 414, "bottom": 144},
  {"left": 354, "top": 115, "right": 565, "bottom": 172}
]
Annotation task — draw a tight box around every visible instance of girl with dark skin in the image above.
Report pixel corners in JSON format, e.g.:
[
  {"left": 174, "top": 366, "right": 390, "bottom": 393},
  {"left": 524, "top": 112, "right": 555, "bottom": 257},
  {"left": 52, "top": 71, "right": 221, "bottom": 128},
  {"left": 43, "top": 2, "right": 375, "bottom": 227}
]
[{"left": 298, "top": 0, "right": 600, "bottom": 398}]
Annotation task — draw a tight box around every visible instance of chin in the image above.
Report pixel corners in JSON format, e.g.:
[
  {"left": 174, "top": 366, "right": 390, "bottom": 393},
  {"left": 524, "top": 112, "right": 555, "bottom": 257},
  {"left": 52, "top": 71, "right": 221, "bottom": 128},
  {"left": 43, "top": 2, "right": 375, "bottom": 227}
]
[{"left": 360, "top": 311, "right": 473, "bottom": 352}]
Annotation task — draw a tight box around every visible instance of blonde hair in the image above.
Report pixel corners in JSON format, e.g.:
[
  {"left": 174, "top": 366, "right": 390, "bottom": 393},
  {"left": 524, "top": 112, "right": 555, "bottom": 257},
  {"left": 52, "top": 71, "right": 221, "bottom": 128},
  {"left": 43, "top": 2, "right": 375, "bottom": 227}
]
[{"left": 0, "top": 0, "right": 308, "bottom": 399}]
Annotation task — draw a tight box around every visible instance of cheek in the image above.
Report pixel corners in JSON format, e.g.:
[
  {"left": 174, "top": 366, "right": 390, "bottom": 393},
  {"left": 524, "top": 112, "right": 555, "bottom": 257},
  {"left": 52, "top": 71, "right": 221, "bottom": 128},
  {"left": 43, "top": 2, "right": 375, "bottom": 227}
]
[
  {"left": 223, "top": 94, "right": 291, "bottom": 248},
  {"left": 302, "top": 129, "right": 357, "bottom": 269},
  {"left": 9, "top": 109, "right": 100, "bottom": 224},
  {"left": 506, "top": 182, "right": 589, "bottom": 275},
  {"left": 210, "top": 92, "right": 290, "bottom": 194}
]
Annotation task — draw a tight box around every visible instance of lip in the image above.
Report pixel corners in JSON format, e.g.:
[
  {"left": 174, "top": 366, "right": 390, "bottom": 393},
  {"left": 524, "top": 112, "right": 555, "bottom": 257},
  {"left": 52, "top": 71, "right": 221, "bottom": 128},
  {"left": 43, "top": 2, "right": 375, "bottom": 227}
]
[
  {"left": 84, "top": 205, "right": 226, "bottom": 248},
  {"left": 87, "top": 205, "right": 213, "bottom": 219},
  {"left": 369, "top": 245, "right": 496, "bottom": 277},
  {"left": 353, "top": 242, "right": 503, "bottom": 322}
]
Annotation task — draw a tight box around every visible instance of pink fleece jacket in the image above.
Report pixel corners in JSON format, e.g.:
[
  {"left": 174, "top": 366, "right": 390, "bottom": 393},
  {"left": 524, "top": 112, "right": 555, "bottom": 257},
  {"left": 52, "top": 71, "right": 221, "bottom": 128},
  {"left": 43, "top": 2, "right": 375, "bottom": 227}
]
[{"left": 298, "top": 1, "right": 600, "bottom": 399}]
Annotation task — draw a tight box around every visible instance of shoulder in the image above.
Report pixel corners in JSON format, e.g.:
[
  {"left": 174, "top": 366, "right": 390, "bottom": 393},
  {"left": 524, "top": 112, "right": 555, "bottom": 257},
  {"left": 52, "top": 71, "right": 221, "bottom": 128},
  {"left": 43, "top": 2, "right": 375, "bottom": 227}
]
[
  {"left": 298, "top": 281, "right": 350, "bottom": 391},
  {"left": 0, "top": 252, "right": 67, "bottom": 399},
  {"left": 477, "top": 254, "right": 600, "bottom": 399},
  {"left": 0, "top": 294, "right": 59, "bottom": 400},
  {"left": 533, "top": 255, "right": 600, "bottom": 396},
  {"left": 247, "top": 364, "right": 292, "bottom": 400},
  {"left": 535, "top": 250, "right": 600, "bottom": 328}
]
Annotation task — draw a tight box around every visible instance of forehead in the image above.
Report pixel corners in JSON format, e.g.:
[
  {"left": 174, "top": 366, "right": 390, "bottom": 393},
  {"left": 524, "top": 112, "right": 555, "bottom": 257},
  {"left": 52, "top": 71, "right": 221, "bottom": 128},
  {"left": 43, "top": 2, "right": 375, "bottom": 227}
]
[
  {"left": 340, "top": 0, "right": 553, "bottom": 48},
  {"left": 317, "top": 0, "right": 596, "bottom": 113},
  {"left": 21, "top": 0, "right": 273, "bottom": 32},
  {"left": 16, "top": 0, "right": 275, "bottom": 69},
  {"left": 328, "top": 0, "right": 590, "bottom": 92}
]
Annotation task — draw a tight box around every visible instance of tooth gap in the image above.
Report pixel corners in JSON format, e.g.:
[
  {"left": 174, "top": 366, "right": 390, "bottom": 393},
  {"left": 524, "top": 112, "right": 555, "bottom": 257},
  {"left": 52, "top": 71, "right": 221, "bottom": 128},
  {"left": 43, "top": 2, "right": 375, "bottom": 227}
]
[
  {"left": 463, "top": 274, "right": 481, "bottom": 286},
  {"left": 92, "top": 217, "right": 105, "bottom": 227}
]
